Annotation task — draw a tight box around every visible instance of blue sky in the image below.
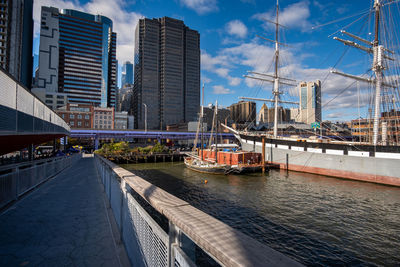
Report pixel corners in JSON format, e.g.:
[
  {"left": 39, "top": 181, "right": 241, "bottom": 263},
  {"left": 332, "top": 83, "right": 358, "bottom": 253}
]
[{"left": 32, "top": 0, "right": 400, "bottom": 121}]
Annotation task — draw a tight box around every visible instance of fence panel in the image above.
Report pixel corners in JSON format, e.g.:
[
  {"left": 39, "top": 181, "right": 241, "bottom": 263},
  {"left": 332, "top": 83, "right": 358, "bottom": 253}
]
[
  {"left": 110, "top": 175, "right": 122, "bottom": 228},
  {"left": 0, "top": 172, "right": 16, "bottom": 207},
  {"left": 18, "top": 166, "right": 35, "bottom": 195}
]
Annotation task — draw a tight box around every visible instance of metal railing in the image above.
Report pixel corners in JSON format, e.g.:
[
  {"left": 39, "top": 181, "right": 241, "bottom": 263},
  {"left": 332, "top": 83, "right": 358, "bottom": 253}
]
[
  {"left": 95, "top": 154, "right": 301, "bottom": 267},
  {"left": 0, "top": 154, "right": 80, "bottom": 209}
]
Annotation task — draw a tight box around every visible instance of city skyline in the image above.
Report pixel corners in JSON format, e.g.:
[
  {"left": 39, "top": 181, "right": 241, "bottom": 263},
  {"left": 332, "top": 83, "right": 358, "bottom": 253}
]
[{"left": 31, "top": 0, "right": 398, "bottom": 121}]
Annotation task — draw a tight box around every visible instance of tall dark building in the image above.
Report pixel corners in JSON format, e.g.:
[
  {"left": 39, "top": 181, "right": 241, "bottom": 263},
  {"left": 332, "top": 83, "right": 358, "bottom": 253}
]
[
  {"left": 0, "top": 0, "right": 33, "bottom": 89},
  {"left": 33, "top": 7, "right": 117, "bottom": 109},
  {"left": 133, "top": 17, "right": 200, "bottom": 130}
]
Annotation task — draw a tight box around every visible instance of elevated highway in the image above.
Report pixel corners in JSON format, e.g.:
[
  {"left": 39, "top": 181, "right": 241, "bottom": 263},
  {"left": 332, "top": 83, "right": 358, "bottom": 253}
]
[{"left": 0, "top": 69, "right": 70, "bottom": 155}]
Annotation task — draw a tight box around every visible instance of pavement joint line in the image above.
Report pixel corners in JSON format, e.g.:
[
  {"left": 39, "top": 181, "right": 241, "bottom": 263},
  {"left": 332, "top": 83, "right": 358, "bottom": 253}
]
[
  {"left": 94, "top": 157, "right": 129, "bottom": 267},
  {"left": 0, "top": 157, "right": 79, "bottom": 217}
]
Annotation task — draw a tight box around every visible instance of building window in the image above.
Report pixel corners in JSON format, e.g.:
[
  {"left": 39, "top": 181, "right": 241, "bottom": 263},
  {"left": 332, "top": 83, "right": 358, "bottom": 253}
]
[
  {"left": 77, "top": 121, "right": 82, "bottom": 126},
  {"left": 61, "top": 114, "right": 65, "bottom": 118},
  {"left": 100, "top": 116, "right": 103, "bottom": 119},
  {"left": 95, "top": 120, "right": 98, "bottom": 124},
  {"left": 85, "top": 122, "right": 89, "bottom": 127},
  {"left": 57, "top": 95, "right": 64, "bottom": 99},
  {"left": 45, "top": 100, "right": 53, "bottom": 104},
  {"left": 70, "top": 121, "right": 75, "bottom": 126},
  {"left": 85, "top": 115, "right": 89, "bottom": 119},
  {"left": 57, "top": 101, "right": 64, "bottom": 104},
  {"left": 77, "top": 114, "right": 82, "bottom": 119},
  {"left": 70, "top": 114, "right": 74, "bottom": 119},
  {"left": 45, "top": 94, "right": 52, "bottom": 98}
]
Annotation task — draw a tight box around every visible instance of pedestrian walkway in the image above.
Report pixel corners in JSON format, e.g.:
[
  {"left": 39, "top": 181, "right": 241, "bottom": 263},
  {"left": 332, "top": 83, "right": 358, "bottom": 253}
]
[{"left": 0, "top": 154, "right": 126, "bottom": 266}]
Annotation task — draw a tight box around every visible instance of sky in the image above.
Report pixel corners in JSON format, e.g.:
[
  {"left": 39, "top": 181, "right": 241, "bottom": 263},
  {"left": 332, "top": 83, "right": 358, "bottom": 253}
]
[{"left": 32, "top": 0, "right": 400, "bottom": 122}]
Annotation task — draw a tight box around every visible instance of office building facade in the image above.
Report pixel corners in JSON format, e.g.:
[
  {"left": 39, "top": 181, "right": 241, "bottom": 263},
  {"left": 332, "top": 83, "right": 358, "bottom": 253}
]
[
  {"left": 0, "top": 0, "right": 33, "bottom": 89},
  {"left": 229, "top": 101, "right": 256, "bottom": 125},
  {"left": 133, "top": 17, "right": 200, "bottom": 130},
  {"left": 258, "top": 103, "right": 291, "bottom": 124},
  {"left": 299, "top": 80, "right": 321, "bottom": 124},
  {"left": 56, "top": 104, "right": 93, "bottom": 128},
  {"left": 34, "top": 7, "right": 117, "bottom": 108}
]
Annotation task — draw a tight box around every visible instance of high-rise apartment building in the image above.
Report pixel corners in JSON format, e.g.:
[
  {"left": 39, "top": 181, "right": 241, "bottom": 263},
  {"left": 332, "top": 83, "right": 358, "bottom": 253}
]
[
  {"left": 0, "top": 0, "right": 33, "bottom": 89},
  {"left": 299, "top": 80, "right": 321, "bottom": 124},
  {"left": 133, "top": 17, "right": 200, "bottom": 130},
  {"left": 121, "top": 61, "right": 133, "bottom": 87},
  {"left": 33, "top": 7, "right": 117, "bottom": 108}
]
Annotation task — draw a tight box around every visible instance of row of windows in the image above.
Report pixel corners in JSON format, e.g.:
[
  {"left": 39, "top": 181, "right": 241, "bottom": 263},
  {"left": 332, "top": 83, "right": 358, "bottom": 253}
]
[
  {"left": 95, "top": 115, "right": 112, "bottom": 120},
  {"left": 46, "top": 100, "right": 65, "bottom": 104},
  {"left": 95, "top": 120, "right": 112, "bottom": 125},
  {"left": 70, "top": 121, "right": 90, "bottom": 127},
  {"left": 61, "top": 114, "right": 90, "bottom": 120},
  {"left": 96, "top": 125, "right": 112, "bottom": 129}
]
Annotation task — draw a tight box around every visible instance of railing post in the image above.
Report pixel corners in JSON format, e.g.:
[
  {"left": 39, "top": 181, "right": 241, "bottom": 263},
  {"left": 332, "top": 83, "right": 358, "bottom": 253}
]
[
  {"left": 119, "top": 179, "right": 126, "bottom": 244},
  {"left": 13, "top": 167, "right": 19, "bottom": 201},
  {"left": 169, "top": 222, "right": 180, "bottom": 266}
]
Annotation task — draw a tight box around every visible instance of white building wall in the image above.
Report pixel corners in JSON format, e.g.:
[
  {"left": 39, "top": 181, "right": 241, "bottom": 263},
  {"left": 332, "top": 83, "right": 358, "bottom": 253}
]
[{"left": 36, "top": 7, "right": 59, "bottom": 92}]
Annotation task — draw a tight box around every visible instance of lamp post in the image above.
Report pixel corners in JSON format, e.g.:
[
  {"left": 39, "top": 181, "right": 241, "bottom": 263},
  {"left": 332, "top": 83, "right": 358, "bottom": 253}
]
[{"left": 142, "top": 103, "right": 147, "bottom": 132}]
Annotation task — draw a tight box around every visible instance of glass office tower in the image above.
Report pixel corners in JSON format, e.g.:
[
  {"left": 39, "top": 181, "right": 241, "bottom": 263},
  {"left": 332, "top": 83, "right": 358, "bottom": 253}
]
[{"left": 35, "top": 7, "right": 116, "bottom": 108}]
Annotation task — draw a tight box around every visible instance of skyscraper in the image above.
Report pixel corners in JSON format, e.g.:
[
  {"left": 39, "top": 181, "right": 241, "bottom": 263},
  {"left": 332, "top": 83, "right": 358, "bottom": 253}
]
[
  {"left": 133, "top": 17, "right": 200, "bottom": 130},
  {"left": 121, "top": 61, "right": 133, "bottom": 87},
  {"left": 0, "top": 0, "right": 33, "bottom": 89},
  {"left": 33, "top": 7, "right": 117, "bottom": 108},
  {"left": 299, "top": 80, "right": 321, "bottom": 124}
]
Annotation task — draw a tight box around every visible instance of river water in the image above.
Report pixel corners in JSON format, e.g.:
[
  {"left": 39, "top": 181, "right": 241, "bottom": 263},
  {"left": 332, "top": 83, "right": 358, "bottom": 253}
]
[{"left": 121, "top": 162, "right": 400, "bottom": 266}]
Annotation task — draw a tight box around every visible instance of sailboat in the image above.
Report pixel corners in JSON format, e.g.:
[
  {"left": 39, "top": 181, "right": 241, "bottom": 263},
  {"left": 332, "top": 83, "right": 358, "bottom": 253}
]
[
  {"left": 223, "top": 0, "right": 400, "bottom": 186},
  {"left": 185, "top": 88, "right": 265, "bottom": 174}
]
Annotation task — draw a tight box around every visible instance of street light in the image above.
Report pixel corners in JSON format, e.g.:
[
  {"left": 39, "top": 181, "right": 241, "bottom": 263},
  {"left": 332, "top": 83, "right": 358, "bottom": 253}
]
[{"left": 142, "top": 103, "right": 147, "bottom": 132}]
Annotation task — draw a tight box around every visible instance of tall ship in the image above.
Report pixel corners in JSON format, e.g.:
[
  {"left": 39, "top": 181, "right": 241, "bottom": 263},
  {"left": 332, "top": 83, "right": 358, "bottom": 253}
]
[{"left": 224, "top": 0, "right": 400, "bottom": 186}]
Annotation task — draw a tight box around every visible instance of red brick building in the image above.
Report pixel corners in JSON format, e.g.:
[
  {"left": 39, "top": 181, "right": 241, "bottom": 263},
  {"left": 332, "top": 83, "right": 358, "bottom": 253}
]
[{"left": 56, "top": 104, "right": 94, "bottom": 129}]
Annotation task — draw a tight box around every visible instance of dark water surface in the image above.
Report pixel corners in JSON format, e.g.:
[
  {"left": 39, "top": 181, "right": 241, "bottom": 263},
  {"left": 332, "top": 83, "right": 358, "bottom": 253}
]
[{"left": 121, "top": 162, "right": 400, "bottom": 266}]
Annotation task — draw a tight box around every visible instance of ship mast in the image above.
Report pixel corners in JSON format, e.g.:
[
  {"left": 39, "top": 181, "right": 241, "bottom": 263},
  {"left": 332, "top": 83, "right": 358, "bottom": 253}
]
[
  {"left": 372, "top": 0, "right": 382, "bottom": 146},
  {"left": 243, "top": 0, "right": 298, "bottom": 137},
  {"left": 331, "top": 0, "right": 396, "bottom": 146},
  {"left": 273, "top": 0, "right": 280, "bottom": 138}
]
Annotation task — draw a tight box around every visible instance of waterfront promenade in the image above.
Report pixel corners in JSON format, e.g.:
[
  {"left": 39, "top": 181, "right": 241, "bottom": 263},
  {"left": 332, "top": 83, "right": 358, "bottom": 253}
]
[{"left": 0, "top": 154, "right": 128, "bottom": 266}]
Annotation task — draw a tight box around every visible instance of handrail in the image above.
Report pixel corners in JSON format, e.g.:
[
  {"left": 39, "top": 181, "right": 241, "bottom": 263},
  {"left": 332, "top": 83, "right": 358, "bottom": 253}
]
[
  {"left": 95, "top": 154, "right": 301, "bottom": 266},
  {"left": 0, "top": 155, "right": 72, "bottom": 172},
  {"left": 0, "top": 153, "right": 81, "bottom": 209}
]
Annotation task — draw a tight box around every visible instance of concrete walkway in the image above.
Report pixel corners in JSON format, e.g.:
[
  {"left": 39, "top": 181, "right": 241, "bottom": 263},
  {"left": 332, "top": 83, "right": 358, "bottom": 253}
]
[{"left": 0, "top": 154, "right": 126, "bottom": 266}]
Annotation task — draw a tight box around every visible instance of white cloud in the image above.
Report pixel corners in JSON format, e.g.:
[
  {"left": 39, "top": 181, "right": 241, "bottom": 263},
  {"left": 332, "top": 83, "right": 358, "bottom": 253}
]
[
  {"left": 202, "top": 76, "right": 212, "bottom": 83},
  {"left": 201, "top": 51, "right": 230, "bottom": 71},
  {"left": 228, "top": 77, "right": 241, "bottom": 86},
  {"left": 180, "top": 0, "right": 218, "bottom": 15},
  {"left": 201, "top": 51, "right": 241, "bottom": 86},
  {"left": 213, "top": 85, "right": 233, "bottom": 95},
  {"left": 33, "top": 0, "right": 143, "bottom": 64},
  {"left": 203, "top": 35, "right": 374, "bottom": 116},
  {"left": 253, "top": 1, "right": 311, "bottom": 32},
  {"left": 226, "top": 20, "right": 248, "bottom": 38}
]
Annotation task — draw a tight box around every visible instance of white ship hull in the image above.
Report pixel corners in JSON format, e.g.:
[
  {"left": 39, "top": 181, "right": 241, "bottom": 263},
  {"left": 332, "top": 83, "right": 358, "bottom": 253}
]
[{"left": 236, "top": 133, "right": 400, "bottom": 187}]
